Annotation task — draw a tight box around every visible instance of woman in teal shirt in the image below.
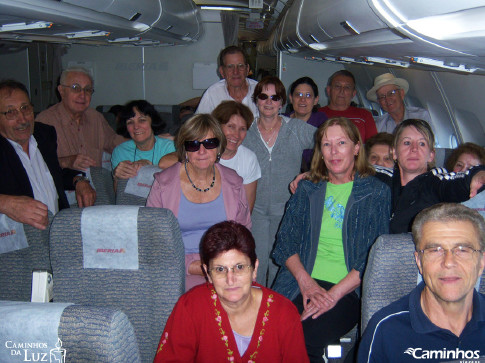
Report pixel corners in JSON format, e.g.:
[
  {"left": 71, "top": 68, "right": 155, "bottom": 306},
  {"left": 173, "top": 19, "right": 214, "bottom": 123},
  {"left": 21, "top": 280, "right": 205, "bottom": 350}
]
[
  {"left": 111, "top": 100, "right": 175, "bottom": 179},
  {"left": 272, "top": 117, "right": 391, "bottom": 362}
]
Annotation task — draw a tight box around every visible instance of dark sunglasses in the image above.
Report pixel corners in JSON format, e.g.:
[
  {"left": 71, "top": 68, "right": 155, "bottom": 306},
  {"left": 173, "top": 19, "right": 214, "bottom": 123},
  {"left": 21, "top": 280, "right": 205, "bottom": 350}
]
[
  {"left": 185, "top": 138, "right": 220, "bottom": 152},
  {"left": 257, "top": 93, "right": 282, "bottom": 102}
]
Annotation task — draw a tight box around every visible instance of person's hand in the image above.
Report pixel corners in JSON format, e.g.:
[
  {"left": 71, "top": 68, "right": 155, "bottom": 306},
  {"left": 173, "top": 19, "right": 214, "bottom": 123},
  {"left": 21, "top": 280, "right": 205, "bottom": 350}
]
[
  {"left": 75, "top": 180, "right": 96, "bottom": 207},
  {"left": 300, "top": 288, "right": 338, "bottom": 321},
  {"left": 0, "top": 195, "right": 48, "bottom": 230},
  {"left": 60, "top": 154, "right": 96, "bottom": 171},
  {"left": 470, "top": 170, "right": 485, "bottom": 198},
  {"left": 113, "top": 161, "right": 140, "bottom": 179},
  {"left": 133, "top": 159, "right": 152, "bottom": 169},
  {"left": 290, "top": 172, "right": 310, "bottom": 194},
  {"left": 297, "top": 275, "right": 336, "bottom": 321}
]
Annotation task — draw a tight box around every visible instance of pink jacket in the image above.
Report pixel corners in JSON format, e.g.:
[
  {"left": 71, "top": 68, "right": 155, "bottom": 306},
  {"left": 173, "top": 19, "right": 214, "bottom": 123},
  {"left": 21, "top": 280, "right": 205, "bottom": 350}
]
[{"left": 146, "top": 162, "right": 251, "bottom": 229}]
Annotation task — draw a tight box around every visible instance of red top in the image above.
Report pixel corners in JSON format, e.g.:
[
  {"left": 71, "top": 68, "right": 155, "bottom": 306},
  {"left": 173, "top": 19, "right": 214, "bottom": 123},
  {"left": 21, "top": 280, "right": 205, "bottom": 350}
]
[
  {"left": 319, "top": 106, "right": 377, "bottom": 142},
  {"left": 154, "top": 282, "right": 309, "bottom": 363}
]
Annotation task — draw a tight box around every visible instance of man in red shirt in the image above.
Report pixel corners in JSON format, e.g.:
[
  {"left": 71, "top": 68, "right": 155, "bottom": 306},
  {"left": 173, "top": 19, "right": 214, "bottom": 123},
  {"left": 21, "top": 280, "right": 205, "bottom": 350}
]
[{"left": 318, "top": 70, "right": 377, "bottom": 142}]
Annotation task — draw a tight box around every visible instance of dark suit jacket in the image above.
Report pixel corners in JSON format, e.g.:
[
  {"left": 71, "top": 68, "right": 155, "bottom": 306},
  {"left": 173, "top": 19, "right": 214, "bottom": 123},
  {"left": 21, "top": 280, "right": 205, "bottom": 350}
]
[{"left": 0, "top": 122, "right": 77, "bottom": 210}]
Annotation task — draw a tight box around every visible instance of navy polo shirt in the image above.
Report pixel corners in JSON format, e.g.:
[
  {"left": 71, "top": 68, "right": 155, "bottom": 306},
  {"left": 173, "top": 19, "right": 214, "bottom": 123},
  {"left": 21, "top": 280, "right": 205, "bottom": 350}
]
[{"left": 358, "top": 282, "right": 485, "bottom": 362}]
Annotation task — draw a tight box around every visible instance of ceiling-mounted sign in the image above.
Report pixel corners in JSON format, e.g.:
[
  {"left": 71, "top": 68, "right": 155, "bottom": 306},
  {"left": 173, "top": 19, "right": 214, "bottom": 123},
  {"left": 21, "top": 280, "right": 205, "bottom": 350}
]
[
  {"left": 246, "top": 20, "right": 264, "bottom": 29},
  {"left": 249, "top": 0, "right": 263, "bottom": 9}
]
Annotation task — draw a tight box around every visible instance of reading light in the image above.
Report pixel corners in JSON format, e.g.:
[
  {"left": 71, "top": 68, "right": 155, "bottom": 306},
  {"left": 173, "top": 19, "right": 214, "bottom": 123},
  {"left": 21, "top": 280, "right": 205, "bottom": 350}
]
[{"left": 0, "top": 21, "right": 53, "bottom": 32}]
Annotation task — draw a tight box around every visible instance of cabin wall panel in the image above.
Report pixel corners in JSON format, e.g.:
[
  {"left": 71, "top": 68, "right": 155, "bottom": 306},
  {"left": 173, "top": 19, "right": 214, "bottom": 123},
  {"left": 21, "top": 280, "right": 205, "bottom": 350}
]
[
  {"left": 0, "top": 50, "right": 30, "bottom": 91},
  {"left": 279, "top": 52, "right": 343, "bottom": 109},
  {"left": 60, "top": 22, "right": 224, "bottom": 108}
]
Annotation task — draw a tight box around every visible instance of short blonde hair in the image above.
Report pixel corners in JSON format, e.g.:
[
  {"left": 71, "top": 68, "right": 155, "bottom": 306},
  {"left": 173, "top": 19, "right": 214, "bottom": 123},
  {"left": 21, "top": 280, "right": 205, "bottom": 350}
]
[
  {"left": 309, "top": 117, "right": 374, "bottom": 183},
  {"left": 175, "top": 114, "right": 226, "bottom": 162}
]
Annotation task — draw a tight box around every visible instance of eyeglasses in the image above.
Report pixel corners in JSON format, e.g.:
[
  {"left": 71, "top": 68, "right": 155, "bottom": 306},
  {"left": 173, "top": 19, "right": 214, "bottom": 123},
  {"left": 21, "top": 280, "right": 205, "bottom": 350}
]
[
  {"left": 208, "top": 263, "right": 252, "bottom": 278},
  {"left": 185, "top": 137, "right": 220, "bottom": 152},
  {"left": 61, "top": 84, "right": 95, "bottom": 95},
  {"left": 0, "top": 104, "right": 34, "bottom": 120},
  {"left": 376, "top": 89, "right": 400, "bottom": 101},
  {"left": 224, "top": 63, "right": 247, "bottom": 71},
  {"left": 257, "top": 93, "right": 282, "bottom": 102},
  {"left": 294, "top": 92, "right": 313, "bottom": 99},
  {"left": 418, "top": 245, "right": 483, "bottom": 262}
]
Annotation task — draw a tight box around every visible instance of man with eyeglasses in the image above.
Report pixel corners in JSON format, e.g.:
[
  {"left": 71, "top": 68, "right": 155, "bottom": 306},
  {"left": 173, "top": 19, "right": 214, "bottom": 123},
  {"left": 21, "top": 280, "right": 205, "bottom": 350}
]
[
  {"left": 195, "top": 46, "right": 258, "bottom": 117},
  {"left": 318, "top": 70, "right": 377, "bottom": 142},
  {"left": 358, "top": 203, "right": 485, "bottom": 362},
  {"left": 367, "top": 73, "right": 432, "bottom": 134},
  {"left": 0, "top": 80, "right": 96, "bottom": 230},
  {"left": 36, "top": 67, "right": 125, "bottom": 170}
]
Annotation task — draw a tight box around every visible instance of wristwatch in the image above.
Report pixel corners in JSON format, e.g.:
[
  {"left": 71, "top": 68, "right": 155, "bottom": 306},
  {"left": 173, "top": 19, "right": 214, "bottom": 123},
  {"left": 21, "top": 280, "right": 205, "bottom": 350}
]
[{"left": 73, "top": 175, "right": 90, "bottom": 188}]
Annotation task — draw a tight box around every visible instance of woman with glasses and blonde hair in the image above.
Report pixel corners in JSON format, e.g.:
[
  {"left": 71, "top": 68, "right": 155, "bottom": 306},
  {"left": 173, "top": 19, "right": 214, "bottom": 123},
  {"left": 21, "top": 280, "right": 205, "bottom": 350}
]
[
  {"left": 242, "top": 76, "right": 316, "bottom": 287},
  {"left": 154, "top": 221, "right": 309, "bottom": 362},
  {"left": 272, "top": 117, "right": 390, "bottom": 362},
  {"left": 146, "top": 114, "right": 251, "bottom": 291}
]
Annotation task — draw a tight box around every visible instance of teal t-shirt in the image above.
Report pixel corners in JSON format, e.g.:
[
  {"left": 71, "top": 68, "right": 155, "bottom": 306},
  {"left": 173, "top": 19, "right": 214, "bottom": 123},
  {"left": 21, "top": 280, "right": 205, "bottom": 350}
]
[
  {"left": 111, "top": 136, "right": 175, "bottom": 170},
  {"left": 311, "top": 181, "right": 353, "bottom": 284}
]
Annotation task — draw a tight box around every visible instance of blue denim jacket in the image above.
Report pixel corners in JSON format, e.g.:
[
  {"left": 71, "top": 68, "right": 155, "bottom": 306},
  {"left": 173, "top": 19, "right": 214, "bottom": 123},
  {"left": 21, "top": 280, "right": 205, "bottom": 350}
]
[{"left": 272, "top": 173, "right": 391, "bottom": 301}]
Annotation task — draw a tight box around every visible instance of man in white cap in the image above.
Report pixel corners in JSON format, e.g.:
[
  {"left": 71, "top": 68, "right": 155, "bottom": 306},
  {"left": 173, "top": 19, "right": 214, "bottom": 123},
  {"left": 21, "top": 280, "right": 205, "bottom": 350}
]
[{"left": 367, "top": 73, "right": 432, "bottom": 133}]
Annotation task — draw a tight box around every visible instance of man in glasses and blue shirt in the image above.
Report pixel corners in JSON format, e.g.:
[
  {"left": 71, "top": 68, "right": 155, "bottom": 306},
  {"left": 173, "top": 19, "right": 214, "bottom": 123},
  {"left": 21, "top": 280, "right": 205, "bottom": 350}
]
[
  {"left": 196, "top": 46, "right": 258, "bottom": 117},
  {"left": 358, "top": 203, "right": 485, "bottom": 362},
  {"left": 367, "top": 73, "right": 433, "bottom": 134},
  {"left": 36, "top": 67, "right": 125, "bottom": 171}
]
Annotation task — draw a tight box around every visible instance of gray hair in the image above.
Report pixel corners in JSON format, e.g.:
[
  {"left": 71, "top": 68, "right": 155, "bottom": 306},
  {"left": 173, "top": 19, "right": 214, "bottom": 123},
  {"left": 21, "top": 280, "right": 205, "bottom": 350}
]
[
  {"left": 60, "top": 67, "right": 93, "bottom": 85},
  {"left": 412, "top": 203, "right": 485, "bottom": 250}
]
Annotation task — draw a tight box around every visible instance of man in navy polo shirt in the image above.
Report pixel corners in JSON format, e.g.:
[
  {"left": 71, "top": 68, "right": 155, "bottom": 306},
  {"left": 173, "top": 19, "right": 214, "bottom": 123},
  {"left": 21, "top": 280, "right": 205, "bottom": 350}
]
[{"left": 358, "top": 203, "right": 485, "bottom": 362}]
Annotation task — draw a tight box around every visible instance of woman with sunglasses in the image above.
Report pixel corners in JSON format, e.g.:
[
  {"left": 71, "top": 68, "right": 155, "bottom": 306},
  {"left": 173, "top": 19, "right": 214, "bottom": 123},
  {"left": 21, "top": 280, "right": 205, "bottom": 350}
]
[
  {"left": 147, "top": 114, "right": 251, "bottom": 291},
  {"left": 285, "top": 77, "right": 328, "bottom": 171},
  {"left": 242, "top": 76, "right": 317, "bottom": 287}
]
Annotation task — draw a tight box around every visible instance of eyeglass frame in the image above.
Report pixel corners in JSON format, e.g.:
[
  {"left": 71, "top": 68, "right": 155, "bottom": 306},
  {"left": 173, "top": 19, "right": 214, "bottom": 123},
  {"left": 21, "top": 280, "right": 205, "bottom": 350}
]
[
  {"left": 184, "top": 137, "right": 220, "bottom": 152},
  {"left": 376, "top": 88, "right": 400, "bottom": 101},
  {"left": 256, "top": 93, "right": 282, "bottom": 102},
  {"left": 223, "top": 63, "right": 247, "bottom": 71},
  {"left": 293, "top": 92, "right": 313, "bottom": 99},
  {"left": 0, "top": 104, "right": 34, "bottom": 120},
  {"left": 417, "top": 245, "right": 483, "bottom": 261},
  {"left": 60, "top": 83, "right": 95, "bottom": 95},
  {"left": 207, "top": 263, "right": 253, "bottom": 278}
]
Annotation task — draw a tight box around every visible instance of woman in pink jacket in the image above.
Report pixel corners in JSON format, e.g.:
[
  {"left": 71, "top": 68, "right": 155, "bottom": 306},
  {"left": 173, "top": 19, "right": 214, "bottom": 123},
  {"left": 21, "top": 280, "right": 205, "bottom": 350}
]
[{"left": 146, "top": 114, "right": 251, "bottom": 291}]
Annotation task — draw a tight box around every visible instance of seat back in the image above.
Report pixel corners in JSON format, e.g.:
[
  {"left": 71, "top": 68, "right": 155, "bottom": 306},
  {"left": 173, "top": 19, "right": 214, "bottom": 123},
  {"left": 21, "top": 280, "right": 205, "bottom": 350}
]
[
  {"left": 90, "top": 166, "right": 115, "bottom": 205},
  {"left": 361, "top": 233, "right": 418, "bottom": 332},
  {"left": 115, "top": 178, "right": 148, "bottom": 206},
  {"left": 0, "top": 213, "right": 53, "bottom": 301},
  {"left": 49, "top": 206, "right": 185, "bottom": 363},
  {"left": 0, "top": 301, "right": 140, "bottom": 362}
]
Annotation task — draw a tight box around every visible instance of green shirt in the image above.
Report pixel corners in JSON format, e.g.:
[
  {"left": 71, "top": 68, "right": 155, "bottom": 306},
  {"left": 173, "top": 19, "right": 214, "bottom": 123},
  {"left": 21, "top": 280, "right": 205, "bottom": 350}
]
[{"left": 311, "top": 181, "right": 353, "bottom": 284}]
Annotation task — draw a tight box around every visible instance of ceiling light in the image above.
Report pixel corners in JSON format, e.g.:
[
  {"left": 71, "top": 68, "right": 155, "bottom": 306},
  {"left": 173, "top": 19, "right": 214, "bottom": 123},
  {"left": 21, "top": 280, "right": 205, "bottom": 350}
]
[
  {"left": 200, "top": 6, "right": 248, "bottom": 11},
  {"left": 0, "top": 22, "right": 53, "bottom": 32}
]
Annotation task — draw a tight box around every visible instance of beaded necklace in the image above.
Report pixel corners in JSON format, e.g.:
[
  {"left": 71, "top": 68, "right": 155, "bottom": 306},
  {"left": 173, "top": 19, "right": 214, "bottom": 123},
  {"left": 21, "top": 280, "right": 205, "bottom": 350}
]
[{"left": 185, "top": 161, "right": 215, "bottom": 192}]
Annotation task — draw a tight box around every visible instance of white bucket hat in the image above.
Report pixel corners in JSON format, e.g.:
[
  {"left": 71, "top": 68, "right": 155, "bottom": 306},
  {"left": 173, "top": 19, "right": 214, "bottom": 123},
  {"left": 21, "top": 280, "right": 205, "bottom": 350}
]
[{"left": 366, "top": 73, "right": 409, "bottom": 102}]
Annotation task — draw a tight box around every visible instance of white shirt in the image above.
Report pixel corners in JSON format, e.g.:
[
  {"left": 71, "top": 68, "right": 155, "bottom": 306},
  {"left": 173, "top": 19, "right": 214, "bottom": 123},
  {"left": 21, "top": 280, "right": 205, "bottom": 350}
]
[
  {"left": 375, "top": 106, "right": 432, "bottom": 134},
  {"left": 219, "top": 145, "right": 261, "bottom": 184},
  {"left": 196, "top": 78, "right": 259, "bottom": 117},
  {"left": 7, "top": 136, "right": 59, "bottom": 214}
]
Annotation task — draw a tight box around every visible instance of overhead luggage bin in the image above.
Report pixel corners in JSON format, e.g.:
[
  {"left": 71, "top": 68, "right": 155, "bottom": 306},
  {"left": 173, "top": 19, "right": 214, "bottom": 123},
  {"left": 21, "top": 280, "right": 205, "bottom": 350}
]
[
  {"left": 0, "top": 0, "right": 201, "bottom": 45},
  {"left": 265, "top": 0, "right": 485, "bottom": 74}
]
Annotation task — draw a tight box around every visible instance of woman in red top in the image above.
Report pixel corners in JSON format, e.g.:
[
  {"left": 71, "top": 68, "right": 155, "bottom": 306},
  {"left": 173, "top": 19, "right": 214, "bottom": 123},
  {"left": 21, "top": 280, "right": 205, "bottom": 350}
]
[{"left": 154, "top": 221, "right": 309, "bottom": 363}]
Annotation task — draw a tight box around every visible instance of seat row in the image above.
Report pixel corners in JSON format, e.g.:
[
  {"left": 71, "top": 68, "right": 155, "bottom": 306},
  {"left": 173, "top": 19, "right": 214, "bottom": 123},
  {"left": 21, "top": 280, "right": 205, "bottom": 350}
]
[{"left": 0, "top": 206, "right": 185, "bottom": 363}]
